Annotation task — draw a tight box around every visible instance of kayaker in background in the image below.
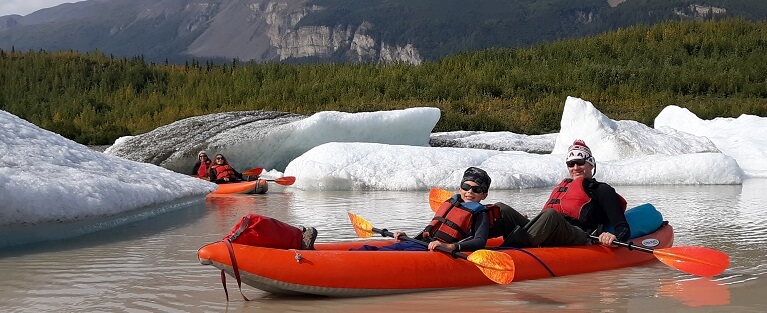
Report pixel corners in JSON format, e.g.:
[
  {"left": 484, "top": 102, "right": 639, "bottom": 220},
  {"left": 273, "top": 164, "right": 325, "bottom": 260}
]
[
  {"left": 191, "top": 150, "right": 211, "bottom": 179},
  {"left": 208, "top": 153, "right": 244, "bottom": 183},
  {"left": 354, "top": 166, "right": 494, "bottom": 252},
  {"left": 494, "top": 139, "right": 630, "bottom": 248}
]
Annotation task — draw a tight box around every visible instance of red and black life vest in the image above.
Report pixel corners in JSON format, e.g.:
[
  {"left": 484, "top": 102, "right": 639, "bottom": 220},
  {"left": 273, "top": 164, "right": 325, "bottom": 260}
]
[
  {"left": 197, "top": 161, "right": 210, "bottom": 177},
  {"left": 542, "top": 177, "right": 627, "bottom": 221},
  {"left": 422, "top": 195, "right": 500, "bottom": 243},
  {"left": 211, "top": 164, "right": 237, "bottom": 181}
]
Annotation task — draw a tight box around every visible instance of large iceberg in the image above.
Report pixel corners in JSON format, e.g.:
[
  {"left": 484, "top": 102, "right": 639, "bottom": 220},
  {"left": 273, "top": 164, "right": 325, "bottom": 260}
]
[
  {"left": 285, "top": 97, "right": 744, "bottom": 190},
  {"left": 655, "top": 105, "right": 767, "bottom": 177},
  {"left": 553, "top": 97, "right": 719, "bottom": 160},
  {"left": 0, "top": 110, "right": 215, "bottom": 226},
  {"left": 106, "top": 108, "right": 440, "bottom": 173}
]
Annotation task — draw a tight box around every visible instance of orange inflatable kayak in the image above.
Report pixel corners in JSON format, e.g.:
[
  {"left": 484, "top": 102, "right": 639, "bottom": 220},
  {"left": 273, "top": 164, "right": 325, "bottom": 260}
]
[
  {"left": 197, "top": 223, "right": 674, "bottom": 297},
  {"left": 210, "top": 180, "right": 268, "bottom": 194}
]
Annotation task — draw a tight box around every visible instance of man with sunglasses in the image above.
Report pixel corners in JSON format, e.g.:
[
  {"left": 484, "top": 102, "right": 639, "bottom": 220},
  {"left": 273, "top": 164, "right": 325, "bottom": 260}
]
[
  {"left": 354, "top": 167, "right": 494, "bottom": 252},
  {"left": 495, "top": 139, "right": 630, "bottom": 248}
]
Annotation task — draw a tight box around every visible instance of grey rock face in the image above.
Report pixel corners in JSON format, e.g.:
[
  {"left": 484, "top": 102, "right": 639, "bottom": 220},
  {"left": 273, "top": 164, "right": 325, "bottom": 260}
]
[
  {"left": 2, "top": 0, "right": 421, "bottom": 65},
  {"left": 0, "top": 16, "right": 20, "bottom": 32},
  {"left": 105, "top": 110, "right": 305, "bottom": 173},
  {"left": 430, "top": 131, "right": 557, "bottom": 154},
  {"left": 185, "top": 0, "right": 422, "bottom": 64}
]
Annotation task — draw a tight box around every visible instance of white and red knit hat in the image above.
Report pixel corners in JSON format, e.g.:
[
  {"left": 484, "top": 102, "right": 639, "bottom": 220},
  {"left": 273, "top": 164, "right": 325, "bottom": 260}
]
[{"left": 566, "top": 139, "right": 595, "bottom": 166}]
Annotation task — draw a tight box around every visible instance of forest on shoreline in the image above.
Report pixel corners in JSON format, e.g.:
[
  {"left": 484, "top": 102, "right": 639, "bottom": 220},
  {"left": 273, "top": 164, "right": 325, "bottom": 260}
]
[{"left": 1, "top": 18, "right": 766, "bottom": 145}]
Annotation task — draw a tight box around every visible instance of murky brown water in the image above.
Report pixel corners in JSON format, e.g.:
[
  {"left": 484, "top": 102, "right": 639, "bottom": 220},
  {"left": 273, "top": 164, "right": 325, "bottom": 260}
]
[{"left": 1, "top": 180, "right": 766, "bottom": 312}]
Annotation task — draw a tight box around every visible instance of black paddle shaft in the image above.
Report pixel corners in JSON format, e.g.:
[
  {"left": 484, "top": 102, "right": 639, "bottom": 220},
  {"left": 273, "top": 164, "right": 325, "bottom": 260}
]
[
  {"left": 374, "top": 227, "right": 468, "bottom": 259},
  {"left": 587, "top": 235, "right": 654, "bottom": 254}
]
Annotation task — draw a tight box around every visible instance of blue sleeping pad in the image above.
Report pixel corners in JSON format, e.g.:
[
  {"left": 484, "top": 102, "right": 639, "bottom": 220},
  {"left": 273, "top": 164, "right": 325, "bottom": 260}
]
[{"left": 603, "top": 203, "right": 664, "bottom": 239}]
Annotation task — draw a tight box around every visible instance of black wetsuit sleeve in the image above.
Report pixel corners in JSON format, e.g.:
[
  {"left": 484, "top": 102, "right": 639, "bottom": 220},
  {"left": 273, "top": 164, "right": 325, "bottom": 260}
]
[
  {"left": 208, "top": 168, "right": 217, "bottom": 182},
  {"left": 455, "top": 212, "right": 490, "bottom": 252},
  {"left": 593, "top": 183, "right": 631, "bottom": 242},
  {"left": 414, "top": 225, "right": 428, "bottom": 240},
  {"left": 191, "top": 162, "right": 201, "bottom": 175}
]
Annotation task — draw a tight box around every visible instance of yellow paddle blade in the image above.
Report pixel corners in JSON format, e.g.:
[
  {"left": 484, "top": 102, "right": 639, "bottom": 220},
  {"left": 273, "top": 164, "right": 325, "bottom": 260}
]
[
  {"left": 347, "top": 212, "right": 375, "bottom": 238},
  {"left": 429, "top": 187, "right": 454, "bottom": 212},
  {"left": 654, "top": 246, "right": 730, "bottom": 277},
  {"left": 467, "top": 249, "right": 516, "bottom": 284}
]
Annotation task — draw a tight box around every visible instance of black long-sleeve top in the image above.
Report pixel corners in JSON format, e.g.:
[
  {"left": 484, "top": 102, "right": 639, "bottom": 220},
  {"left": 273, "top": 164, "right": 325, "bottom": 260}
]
[{"left": 572, "top": 179, "right": 631, "bottom": 242}]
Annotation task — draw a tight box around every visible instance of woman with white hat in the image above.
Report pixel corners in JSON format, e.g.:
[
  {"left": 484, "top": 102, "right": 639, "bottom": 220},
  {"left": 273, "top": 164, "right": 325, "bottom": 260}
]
[
  {"left": 493, "top": 139, "right": 630, "bottom": 248},
  {"left": 191, "top": 150, "right": 212, "bottom": 179}
]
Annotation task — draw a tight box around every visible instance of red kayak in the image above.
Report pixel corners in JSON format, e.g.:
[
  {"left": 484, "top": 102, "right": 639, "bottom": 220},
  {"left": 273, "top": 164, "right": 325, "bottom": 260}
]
[
  {"left": 210, "top": 179, "right": 268, "bottom": 195},
  {"left": 197, "top": 223, "right": 674, "bottom": 297}
]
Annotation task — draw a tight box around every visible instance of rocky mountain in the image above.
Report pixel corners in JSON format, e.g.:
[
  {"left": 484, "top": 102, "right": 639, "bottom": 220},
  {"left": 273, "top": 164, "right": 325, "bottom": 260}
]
[
  {"left": 1, "top": 0, "right": 765, "bottom": 64},
  {"left": 0, "top": 0, "right": 421, "bottom": 64}
]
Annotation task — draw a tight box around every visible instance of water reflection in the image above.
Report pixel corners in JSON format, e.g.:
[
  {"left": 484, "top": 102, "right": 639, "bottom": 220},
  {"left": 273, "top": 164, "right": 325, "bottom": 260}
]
[
  {"left": 1, "top": 181, "right": 767, "bottom": 312},
  {"left": 657, "top": 277, "right": 731, "bottom": 307}
]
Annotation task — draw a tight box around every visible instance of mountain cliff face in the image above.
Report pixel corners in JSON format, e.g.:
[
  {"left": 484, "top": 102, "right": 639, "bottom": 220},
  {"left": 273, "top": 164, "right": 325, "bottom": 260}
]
[
  {"left": 0, "top": 0, "right": 761, "bottom": 64},
  {"left": 184, "top": 0, "right": 421, "bottom": 64},
  {"left": 0, "top": 0, "right": 421, "bottom": 64}
]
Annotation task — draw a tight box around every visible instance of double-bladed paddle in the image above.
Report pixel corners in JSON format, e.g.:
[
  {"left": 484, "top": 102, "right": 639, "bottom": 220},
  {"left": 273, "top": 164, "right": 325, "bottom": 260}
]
[
  {"left": 266, "top": 176, "right": 296, "bottom": 186},
  {"left": 241, "top": 167, "right": 296, "bottom": 186},
  {"left": 429, "top": 187, "right": 730, "bottom": 277},
  {"left": 587, "top": 235, "right": 729, "bottom": 277},
  {"left": 347, "top": 212, "right": 515, "bottom": 284},
  {"left": 241, "top": 167, "right": 263, "bottom": 177}
]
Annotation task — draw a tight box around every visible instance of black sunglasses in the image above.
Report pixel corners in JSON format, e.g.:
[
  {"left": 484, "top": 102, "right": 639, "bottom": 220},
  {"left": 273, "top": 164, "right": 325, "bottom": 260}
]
[
  {"left": 215, "top": 157, "right": 224, "bottom": 160},
  {"left": 566, "top": 159, "right": 587, "bottom": 167},
  {"left": 460, "top": 182, "right": 487, "bottom": 194}
]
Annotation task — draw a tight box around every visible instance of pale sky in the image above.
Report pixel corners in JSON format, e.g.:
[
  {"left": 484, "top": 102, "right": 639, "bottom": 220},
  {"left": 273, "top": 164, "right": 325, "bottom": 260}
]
[{"left": 0, "top": 0, "right": 83, "bottom": 16}]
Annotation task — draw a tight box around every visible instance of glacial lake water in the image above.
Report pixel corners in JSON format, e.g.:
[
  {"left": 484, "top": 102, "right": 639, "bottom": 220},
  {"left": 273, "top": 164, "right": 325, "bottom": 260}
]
[{"left": 1, "top": 179, "right": 766, "bottom": 312}]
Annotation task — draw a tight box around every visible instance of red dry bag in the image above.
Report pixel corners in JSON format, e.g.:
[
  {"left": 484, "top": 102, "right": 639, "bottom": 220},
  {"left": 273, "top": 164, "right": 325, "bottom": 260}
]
[
  {"left": 223, "top": 214, "right": 303, "bottom": 249},
  {"left": 219, "top": 214, "right": 304, "bottom": 301}
]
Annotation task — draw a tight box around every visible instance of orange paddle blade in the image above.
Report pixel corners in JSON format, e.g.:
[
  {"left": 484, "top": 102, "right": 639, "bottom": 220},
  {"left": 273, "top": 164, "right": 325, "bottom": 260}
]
[
  {"left": 347, "top": 212, "right": 374, "bottom": 238},
  {"left": 429, "top": 187, "right": 454, "bottom": 212},
  {"left": 653, "top": 246, "right": 730, "bottom": 277},
  {"left": 467, "top": 250, "right": 516, "bottom": 284},
  {"left": 272, "top": 176, "right": 296, "bottom": 186},
  {"left": 242, "top": 167, "right": 263, "bottom": 176}
]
